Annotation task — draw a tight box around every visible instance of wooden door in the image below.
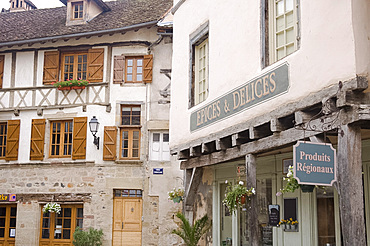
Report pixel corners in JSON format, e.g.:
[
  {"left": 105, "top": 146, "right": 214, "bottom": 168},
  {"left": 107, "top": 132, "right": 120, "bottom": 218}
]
[
  {"left": 0, "top": 205, "right": 16, "bottom": 246},
  {"left": 113, "top": 193, "right": 142, "bottom": 246}
]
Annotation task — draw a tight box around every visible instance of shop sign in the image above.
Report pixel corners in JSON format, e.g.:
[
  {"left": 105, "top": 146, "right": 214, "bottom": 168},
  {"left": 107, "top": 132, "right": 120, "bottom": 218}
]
[
  {"left": 0, "top": 194, "right": 16, "bottom": 202},
  {"left": 190, "top": 63, "right": 289, "bottom": 131},
  {"left": 293, "top": 141, "right": 336, "bottom": 186},
  {"left": 268, "top": 205, "right": 280, "bottom": 226}
]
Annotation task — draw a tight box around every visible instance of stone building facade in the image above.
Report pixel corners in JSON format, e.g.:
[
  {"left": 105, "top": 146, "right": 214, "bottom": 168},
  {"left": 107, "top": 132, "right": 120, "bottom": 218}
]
[{"left": 0, "top": 0, "right": 182, "bottom": 245}]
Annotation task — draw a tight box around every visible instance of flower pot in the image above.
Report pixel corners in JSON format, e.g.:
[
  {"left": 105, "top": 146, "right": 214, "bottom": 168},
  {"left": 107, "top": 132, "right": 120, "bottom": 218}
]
[
  {"left": 172, "top": 196, "right": 182, "bottom": 203},
  {"left": 71, "top": 86, "right": 86, "bottom": 90},
  {"left": 285, "top": 224, "right": 291, "bottom": 230},
  {"left": 300, "top": 185, "right": 315, "bottom": 193},
  {"left": 58, "top": 86, "right": 72, "bottom": 90},
  {"left": 240, "top": 194, "right": 247, "bottom": 204}
]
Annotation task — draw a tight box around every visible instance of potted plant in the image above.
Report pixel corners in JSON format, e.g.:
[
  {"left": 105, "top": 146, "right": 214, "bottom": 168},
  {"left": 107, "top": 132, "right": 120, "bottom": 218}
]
[
  {"left": 279, "top": 218, "right": 298, "bottom": 231},
  {"left": 222, "top": 180, "right": 256, "bottom": 214},
  {"left": 168, "top": 188, "right": 184, "bottom": 203},
  {"left": 276, "top": 166, "right": 315, "bottom": 196},
  {"left": 42, "top": 202, "right": 61, "bottom": 214},
  {"left": 171, "top": 212, "right": 211, "bottom": 246},
  {"left": 52, "top": 79, "right": 89, "bottom": 90}
]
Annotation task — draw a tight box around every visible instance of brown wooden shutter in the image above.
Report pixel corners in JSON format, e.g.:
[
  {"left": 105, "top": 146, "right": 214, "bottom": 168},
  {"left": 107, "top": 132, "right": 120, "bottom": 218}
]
[
  {"left": 5, "top": 120, "right": 20, "bottom": 161},
  {"left": 72, "top": 117, "right": 87, "bottom": 160},
  {"left": 0, "top": 55, "right": 4, "bottom": 89},
  {"left": 43, "top": 51, "right": 60, "bottom": 84},
  {"left": 87, "top": 48, "right": 104, "bottom": 83},
  {"left": 143, "top": 54, "right": 153, "bottom": 83},
  {"left": 30, "top": 119, "right": 45, "bottom": 160},
  {"left": 113, "top": 55, "right": 125, "bottom": 84},
  {"left": 103, "top": 126, "right": 117, "bottom": 160}
]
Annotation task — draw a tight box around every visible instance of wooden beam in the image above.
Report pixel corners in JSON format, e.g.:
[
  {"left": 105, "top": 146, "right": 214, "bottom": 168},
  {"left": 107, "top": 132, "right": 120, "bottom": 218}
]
[
  {"left": 337, "top": 125, "right": 366, "bottom": 245},
  {"left": 178, "top": 149, "right": 190, "bottom": 160},
  {"left": 246, "top": 154, "right": 258, "bottom": 246},
  {"left": 184, "top": 167, "right": 203, "bottom": 207},
  {"left": 190, "top": 146, "right": 201, "bottom": 157}
]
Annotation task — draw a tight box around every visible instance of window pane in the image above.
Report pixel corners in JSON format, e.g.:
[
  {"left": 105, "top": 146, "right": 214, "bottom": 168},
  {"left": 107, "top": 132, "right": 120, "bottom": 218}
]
[
  {"left": 0, "top": 218, "right": 5, "bottom": 227},
  {"left": 9, "top": 218, "right": 16, "bottom": 227},
  {"left": 64, "top": 219, "right": 71, "bottom": 228},
  {"left": 77, "top": 208, "right": 83, "bottom": 218},
  {"left": 42, "top": 229, "right": 49, "bottom": 239},
  {"left": 129, "top": 190, "right": 136, "bottom": 197},
  {"left": 64, "top": 208, "right": 71, "bottom": 217},
  {"left": 76, "top": 219, "right": 83, "bottom": 228},
  {"left": 10, "top": 207, "right": 16, "bottom": 216},
  {"left": 286, "top": 0, "right": 294, "bottom": 11},
  {"left": 276, "top": 0, "right": 284, "bottom": 15},
  {"left": 132, "top": 149, "right": 139, "bottom": 157},
  {"left": 122, "top": 190, "right": 129, "bottom": 197},
  {"left": 127, "top": 74, "right": 132, "bottom": 81},
  {"left": 114, "top": 190, "right": 121, "bottom": 197},
  {"left": 136, "top": 74, "right": 142, "bottom": 81},
  {"left": 163, "top": 133, "right": 169, "bottom": 142},
  {"left": 122, "top": 149, "right": 128, "bottom": 157},
  {"left": 0, "top": 207, "right": 5, "bottom": 216},
  {"left": 127, "top": 60, "right": 133, "bottom": 66},
  {"left": 133, "top": 140, "right": 139, "bottom": 149},
  {"left": 137, "top": 59, "right": 143, "bottom": 66},
  {"left": 153, "top": 133, "right": 160, "bottom": 142},
  {"left": 42, "top": 218, "right": 50, "bottom": 228}
]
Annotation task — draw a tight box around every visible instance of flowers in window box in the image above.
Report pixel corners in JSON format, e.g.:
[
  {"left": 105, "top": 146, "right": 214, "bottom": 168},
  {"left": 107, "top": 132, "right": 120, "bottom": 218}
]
[
  {"left": 222, "top": 180, "right": 256, "bottom": 214},
  {"left": 42, "top": 202, "right": 61, "bottom": 214},
  {"left": 279, "top": 218, "right": 298, "bottom": 230},
  {"left": 52, "top": 79, "right": 89, "bottom": 89},
  {"left": 168, "top": 188, "right": 184, "bottom": 203}
]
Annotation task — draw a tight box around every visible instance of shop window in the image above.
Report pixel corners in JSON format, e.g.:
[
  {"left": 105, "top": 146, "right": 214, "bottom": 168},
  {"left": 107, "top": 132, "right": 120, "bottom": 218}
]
[
  {"left": 150, "top": 132, "right": 170, "bottom": 161},
  {"left": 120, "top": 105, "right": 141, "bottom": 159},
  {"left": 264, "top": 0, "right": 299, "bottom": 66},
  {"left": 40, "top": 205, "right": 83, "bottom": 245},
  {"left": 0, "top": 205, "right": 16, "bottom": 245},
  {"left": 189, "top": 22, "right": 209, "bottom": 108},
  {"left": 72, "top": 2, "right": 84, "bottom": 19},
  {"left": 43, "top": 48, "right": 104, "bottom": 84}
]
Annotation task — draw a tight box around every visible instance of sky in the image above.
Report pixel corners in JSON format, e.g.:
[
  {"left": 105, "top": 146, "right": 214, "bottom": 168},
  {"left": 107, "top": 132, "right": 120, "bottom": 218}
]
[{"left": 0, "top": 0, "right": 64, "bottom": 10}]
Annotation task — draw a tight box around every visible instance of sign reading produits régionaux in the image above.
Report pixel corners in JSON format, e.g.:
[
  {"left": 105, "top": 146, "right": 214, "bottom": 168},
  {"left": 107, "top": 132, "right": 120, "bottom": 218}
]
[
  {"left": 293, "top": 141, "right": 337, "bottom": 186},
  {"left": 190, "top": 63, "right": 289, "bottom": 131}
]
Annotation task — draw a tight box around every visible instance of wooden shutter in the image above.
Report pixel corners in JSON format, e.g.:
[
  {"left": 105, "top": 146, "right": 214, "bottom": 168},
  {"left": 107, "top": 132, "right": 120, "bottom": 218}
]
[
  {"left": 113, "top": 55, "right": 125, "bottom": 84},
  {"left": 0, "top": 55, "right": 4, "bottom": 89},
  {"left": 43, "top": 51, "right": 59, "bottom": 84},
  {"left": 72, "top": 117, "right": 87, "bottom": 160},
  {"left": 30, "top": 119, "right": 45, "bottom": 160},
  {"left": 143, "top": 54, "right": 153, "bottom": 83},
  {"left": 5, "top": 120, "right": 20, "bottom": 161},
  {"left": 87, "top": 48, "right": 104, "bottom": 83},
  {"left": 103, "top": 126, "right": 117, "bottom": 160}
]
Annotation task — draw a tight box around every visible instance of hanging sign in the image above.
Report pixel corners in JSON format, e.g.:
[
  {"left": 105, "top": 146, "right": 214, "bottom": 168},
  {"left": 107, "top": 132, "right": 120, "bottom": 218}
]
[
  {"left": 190, "top": 63, "right": 289, "bottom": 131},
  {"left": 293, "top": 141, "right": 336, "bottom": 186}
]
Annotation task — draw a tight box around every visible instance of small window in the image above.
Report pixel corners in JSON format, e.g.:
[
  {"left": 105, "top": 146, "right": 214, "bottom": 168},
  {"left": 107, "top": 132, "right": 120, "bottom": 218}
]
[
  {"left": 114, "top": 189, "right": 142, "bottom": 198},
  {"left": 0, "top": 123, "right": 7, "bottom": 158},
  {"left": 125, "top": 57, "right": 144, "bottom": 83},
  {"left": 150, "top": 132, "right": 170, "bottom": 161},
  {"left": 50, "top": 120, "right": 73, "bottom": 158},
  {"left": 72, "top": 2, "right": 84, "bottom": 20},
  {"left": 120, "top": 105, "right": 141, "bottom": 159}
]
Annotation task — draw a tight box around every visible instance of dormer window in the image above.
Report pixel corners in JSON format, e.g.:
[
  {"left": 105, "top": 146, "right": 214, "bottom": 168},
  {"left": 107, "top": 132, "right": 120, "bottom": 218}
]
[{"left": 72, "top": 2, "right": 83, "bottom": 19}]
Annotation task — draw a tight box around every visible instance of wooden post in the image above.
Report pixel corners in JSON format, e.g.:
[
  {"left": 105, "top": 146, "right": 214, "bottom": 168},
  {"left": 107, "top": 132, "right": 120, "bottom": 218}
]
[
  {"left": 246, "top": 154, "right": 258, "bottom": 246},
  {"left": 337, "top": 124, "right": 366, "bottom": 245}
]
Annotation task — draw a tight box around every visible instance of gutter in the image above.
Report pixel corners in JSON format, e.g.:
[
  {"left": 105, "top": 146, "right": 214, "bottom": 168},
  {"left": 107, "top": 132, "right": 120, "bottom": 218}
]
[
  {"left": 0, "top": 20, "right": 158, "bottom": 48},
  {"left": 171, "top": 0, "right": 187, "bottom": 14}
]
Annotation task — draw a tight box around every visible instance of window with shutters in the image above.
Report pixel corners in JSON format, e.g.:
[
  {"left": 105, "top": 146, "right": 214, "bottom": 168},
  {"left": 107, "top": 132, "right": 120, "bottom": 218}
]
[
  {"left": 62, "top": 52, "right": 88, "bottom": 81},
  {"left": 189, "top": 22, "right": 209, "bottom": 108},
  {"left": 50, "top": 120, "right": 73, "bottom": 158},
  {"left": 43, "top": 49, "right": 104, "bottom": 84},
  {"left": 40, "top": 205, "right": 83, "bottom": 245},
  {"left": 0, "top": 55, "right": 4, "bottom": 89},
  {"left": 119, "top": 105, "right": 141, "bottom": 159},
  {"left": 264, "top": 0, "right": 299, "bottom": 65},
  {"left": 150, "top": 132, "right": 170, "bottom": 161},
  {"left": 125, "top": 57, "right": 143, "bottom": 83},
  {"left": 0, "top": 123, "right": 7, "bottom": 159}
]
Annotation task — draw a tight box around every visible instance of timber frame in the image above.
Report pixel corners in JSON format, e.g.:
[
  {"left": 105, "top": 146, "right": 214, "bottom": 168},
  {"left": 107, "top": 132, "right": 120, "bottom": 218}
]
[{"left": 172, "top": 76, "right": 370, "bottom": 169}]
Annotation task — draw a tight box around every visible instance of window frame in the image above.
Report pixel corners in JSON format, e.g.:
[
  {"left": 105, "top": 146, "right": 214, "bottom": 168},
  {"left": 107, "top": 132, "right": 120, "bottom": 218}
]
[
  {"left": 40, "top": 204, "right": 83, "bottom": 244},
  {"left": 149, "top": 131, "right": 170, "bottom": 161},
  {"left": 189, "top": 21, "right": 209, "bottom": 108},
  {"left": 125, "top": 56, "right": 144, "bottom": 83},
  {"left": 49, "top": 120, "right": 73, "bottom": 158},
  {"left": 264, "top": 0, "right": 300, "bottom": 66},
  {"left": 119, "top": 105, "right": 141, "bottom": 160},
  {"left": 0, "top": 205, "right": 17, "bottom": 244},
  {"left": 71, "top": 1, "right": 84, "bottom": 20},
  {"left": 0, "top": 122, "right": 7, "bottom": 159},
  {"left": 61, "top": 52, "right": 88, "bottom": 81}
]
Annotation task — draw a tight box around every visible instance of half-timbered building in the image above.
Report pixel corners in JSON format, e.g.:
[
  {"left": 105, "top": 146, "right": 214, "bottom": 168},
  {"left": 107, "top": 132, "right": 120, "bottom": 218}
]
[
  {"left": 170, "top": 0, "right": 370, "bottom": 245},
  {"left": 0, "top": 0, "right": 181, "bottom": 245}
]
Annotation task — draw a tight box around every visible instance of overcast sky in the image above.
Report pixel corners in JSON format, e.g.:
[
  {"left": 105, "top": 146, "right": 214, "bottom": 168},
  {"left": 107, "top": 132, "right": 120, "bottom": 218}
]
[{"left": 0, "top": 0, "right": 64, "bottom": 10}]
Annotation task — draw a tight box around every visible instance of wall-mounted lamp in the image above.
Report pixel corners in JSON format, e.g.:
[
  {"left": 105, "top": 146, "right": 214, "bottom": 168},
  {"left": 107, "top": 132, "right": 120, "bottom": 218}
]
[{"left": 89, "top": 116, "right": 100, "bottom": 150}]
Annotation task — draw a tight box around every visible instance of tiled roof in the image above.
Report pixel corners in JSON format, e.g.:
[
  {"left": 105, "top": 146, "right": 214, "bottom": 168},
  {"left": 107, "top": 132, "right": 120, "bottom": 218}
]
[{"left": 0, "top": 0, "right": 172, "bottom": 45}]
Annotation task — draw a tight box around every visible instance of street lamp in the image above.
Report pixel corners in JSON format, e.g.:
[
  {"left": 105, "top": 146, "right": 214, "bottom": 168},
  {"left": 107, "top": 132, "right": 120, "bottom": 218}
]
[{"left": 89, "top": 116, "right": 100, "bottom": 150}]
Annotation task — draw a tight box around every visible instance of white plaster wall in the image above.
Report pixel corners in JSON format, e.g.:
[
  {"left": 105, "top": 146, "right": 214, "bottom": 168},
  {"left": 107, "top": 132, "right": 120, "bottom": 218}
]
[
  {"left": 170, "top": 0, "right": 358, "bottom": 148},
  {"left": 15, "top": 51, "right": 34, "bottom": 87},
  {"left": 2, "top": 53, "right": 12, "bottom": 88}
]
